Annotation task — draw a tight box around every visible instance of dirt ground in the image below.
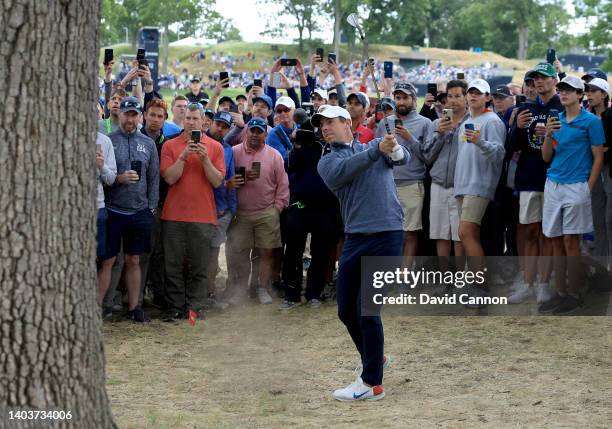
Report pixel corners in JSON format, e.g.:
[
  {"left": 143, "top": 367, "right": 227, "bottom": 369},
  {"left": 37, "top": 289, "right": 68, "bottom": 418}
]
[{"left": 104, "top": 301, "right": 612, "bottom": 428}]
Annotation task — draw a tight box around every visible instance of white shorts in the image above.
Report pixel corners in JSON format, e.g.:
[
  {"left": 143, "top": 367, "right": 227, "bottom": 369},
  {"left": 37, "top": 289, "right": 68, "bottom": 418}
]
[
  {"left": 542, "top": 179, "right": 593, "bottom": 238},
  {"left": 519, "top": 191, "right": 544, "bottom": 224},
  {"left": 429, "top": 183, "right": 460, "bottom": 241},
  {"left": 211, "top": 211, "right": 234, "bottom": 247}
]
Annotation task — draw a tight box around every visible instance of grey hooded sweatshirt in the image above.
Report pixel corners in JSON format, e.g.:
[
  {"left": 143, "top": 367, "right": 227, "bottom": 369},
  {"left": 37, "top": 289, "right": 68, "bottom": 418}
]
[
  {"left": 453, "top": 111, "right": 506, "bottom": 200},
  {"left": 423, "top": 113, "right": 469, "bottom": 188},
  {"left": 375, "top": 110, "right": 433, "bottom": 186}
]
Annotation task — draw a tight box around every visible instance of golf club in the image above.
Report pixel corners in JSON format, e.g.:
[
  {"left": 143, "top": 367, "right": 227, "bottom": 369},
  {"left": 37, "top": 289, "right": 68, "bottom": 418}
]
[{"left": 347, "top": 12, "right": 392, "bottom": 134}]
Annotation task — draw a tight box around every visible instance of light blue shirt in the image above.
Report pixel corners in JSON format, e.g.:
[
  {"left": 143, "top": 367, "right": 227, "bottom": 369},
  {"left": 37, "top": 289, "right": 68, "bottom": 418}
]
[{"left": 548, "top": 108, "right": 605, "bottom": 184}]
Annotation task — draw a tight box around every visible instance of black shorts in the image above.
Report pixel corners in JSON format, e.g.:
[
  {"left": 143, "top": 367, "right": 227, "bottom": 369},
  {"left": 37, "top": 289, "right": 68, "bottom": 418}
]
[{"left": 103, "top": 209, "right": 153, "bottom": 259}]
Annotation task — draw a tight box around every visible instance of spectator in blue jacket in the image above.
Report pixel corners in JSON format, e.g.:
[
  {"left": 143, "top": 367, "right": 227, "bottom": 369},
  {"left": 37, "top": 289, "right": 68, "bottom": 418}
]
[{"left": 267, "top": 96, "right": 296, "bottom": 162}]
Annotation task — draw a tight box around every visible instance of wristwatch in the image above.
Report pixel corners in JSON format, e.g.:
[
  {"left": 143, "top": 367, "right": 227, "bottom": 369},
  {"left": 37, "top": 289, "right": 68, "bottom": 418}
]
[{"left": 144, "top": 79, "right": 153, "bottom": 86}]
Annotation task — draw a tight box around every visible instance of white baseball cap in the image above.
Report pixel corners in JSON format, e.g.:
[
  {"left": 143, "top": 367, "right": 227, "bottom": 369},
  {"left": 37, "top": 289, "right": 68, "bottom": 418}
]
[
  {"left": 557, "top": 76, "right": 585, "bottom": 92},
  {"left": 275, "top": 96, "right": 295, "bottom": 110},
  {"left": 310, "top": 105, "right": 351, "bottom": 128},
  {"left": 585, "top": 77, "right": 610, "bottom": 94},
  {"left": 312, "top": 88, "right": 328, "bottom": 100},
  {"left": 468, "top": 79, "right": 491, "bottom": 94}
]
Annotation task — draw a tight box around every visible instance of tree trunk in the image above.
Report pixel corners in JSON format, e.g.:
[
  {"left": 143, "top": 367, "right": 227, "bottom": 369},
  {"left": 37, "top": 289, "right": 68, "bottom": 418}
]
[
  {"left": 298, "top": 26, "right": 304, "bottom": 52},
  {"left": 0, "top": 1, "right": 117, "bottom": 428},
  {"left": 333, "top": 0, "right": 341, "bottom": 63},
  {"left": 163, "top": 23, "right": 169, "bottom": 75},
  {"left": 517, "top": 26, "right": 528, "bottom": 60}
]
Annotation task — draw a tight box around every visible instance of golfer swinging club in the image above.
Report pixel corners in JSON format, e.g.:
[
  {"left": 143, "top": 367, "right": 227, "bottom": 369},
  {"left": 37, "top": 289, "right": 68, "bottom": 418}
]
[{"left": 316, "top": 104, "right": 409, "bottom": 401}]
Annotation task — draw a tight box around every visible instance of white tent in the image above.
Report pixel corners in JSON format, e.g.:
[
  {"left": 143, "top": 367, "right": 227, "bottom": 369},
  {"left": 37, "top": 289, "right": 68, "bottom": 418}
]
[{"left": 169, "top": 37, "right": 217, "bottom": 47}]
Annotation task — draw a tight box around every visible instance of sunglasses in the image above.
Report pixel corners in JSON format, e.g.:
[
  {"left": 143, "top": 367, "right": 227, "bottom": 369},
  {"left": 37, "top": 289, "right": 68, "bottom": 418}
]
[{"left": 275, "top": 107, "right": 291, "bottom": 114}]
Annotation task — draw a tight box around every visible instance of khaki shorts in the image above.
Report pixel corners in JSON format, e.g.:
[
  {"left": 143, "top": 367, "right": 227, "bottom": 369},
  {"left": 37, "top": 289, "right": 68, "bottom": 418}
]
[
  {"left": 396, "top": 182, "right": 424, "bottom": 231},
  {"left": 519, "top": 191, "right": 544, "bottom": 224},
  {"left": 456, "top": 195, "right": 489, "bottom": 225},
  {"left": 228, "top": 207, "right": 282, "bottom": 251},
  {"left": 430, "top": 183, "right": 460, "bottom": 241}
]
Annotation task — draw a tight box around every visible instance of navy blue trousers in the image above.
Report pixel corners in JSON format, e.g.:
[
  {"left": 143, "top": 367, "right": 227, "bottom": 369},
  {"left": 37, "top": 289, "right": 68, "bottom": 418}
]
[{"left": 336, "top": 230, "right": 404, "bottom": 386}]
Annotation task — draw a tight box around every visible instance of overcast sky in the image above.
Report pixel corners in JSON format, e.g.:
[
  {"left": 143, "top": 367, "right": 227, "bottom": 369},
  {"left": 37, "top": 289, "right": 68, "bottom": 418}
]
[{"left": 214, "top": 0, "right": 589, "bottom": 44}]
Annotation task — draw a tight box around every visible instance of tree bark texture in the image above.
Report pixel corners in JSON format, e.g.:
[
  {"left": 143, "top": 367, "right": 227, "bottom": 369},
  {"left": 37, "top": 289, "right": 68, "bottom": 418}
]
[{"left": 0, "top": 1, "right": 116, "bottom": 428}]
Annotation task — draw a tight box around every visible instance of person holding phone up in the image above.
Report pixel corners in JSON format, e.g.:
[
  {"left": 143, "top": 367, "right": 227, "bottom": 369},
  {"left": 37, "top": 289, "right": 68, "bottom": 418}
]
[
  {"left": 159, "top": 103, "right": 225, "bottom": 322},
  {"left": 539, "top": 76, "right": 605, "bottom": 315},
  {"left": 98, "top": 97, "right": 159, "bottom": 323}
]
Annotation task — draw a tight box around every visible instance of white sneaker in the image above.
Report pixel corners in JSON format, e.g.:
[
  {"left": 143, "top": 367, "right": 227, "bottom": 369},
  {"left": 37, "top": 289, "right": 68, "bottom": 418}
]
[
  {"left": 257, "top": 288, "right": 273, "bottom": 305},
  {"left": 333, "top": 377, "right": 385, "bottom": 402},
  {"left": 307, "top": 298, "right": 321, "bottom": 309},
  {"left": 535, "top": 282, "right": 555, "bottom": 304},
  {"left": 507, "top": 283, "right": 532, "bottom": 304}
]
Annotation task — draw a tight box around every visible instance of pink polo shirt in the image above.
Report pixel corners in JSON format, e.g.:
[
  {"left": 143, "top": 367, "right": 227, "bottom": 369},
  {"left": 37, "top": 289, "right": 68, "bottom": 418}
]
[{"left": 232, "top": 142, "right": 289, "bottom": 216}]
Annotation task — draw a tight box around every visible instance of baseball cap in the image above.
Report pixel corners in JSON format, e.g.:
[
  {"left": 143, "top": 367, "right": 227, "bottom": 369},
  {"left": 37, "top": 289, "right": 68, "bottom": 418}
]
[
  {"left": 218, "top": 96, "right": 235, "bottom": 106},
  {"left": 523, "top": 71, "right": 534, "bottom": 82},
  {"left": 119, "top": 96, "right": 142, "bottom": 113},
  {"left": 393, "top": 81, "right": 417, "bottom": 97},
  {"left": 526, "top": 62, "right": 558, "bottom": 79},
  {"left": 203, "top": 108, "right": 214, "bottom": 119},
  {"left": 213, "top": 111, "right": 233, "bottom": 127},
  {"left": 556, "top": 76, "right": 585, "bottom": 92},
  {"left": 380, "top": 97, "right": 396, "bottom": 111},
  {"left": 190, "top": 76, "right": 201, "bottom": 83},
  {"left": 328, "top": 88, "right": 338, "bottom": 98},
  {"left": 347, "top": 92, "right": 370, "bottom": 109},
  {"left": 253, "top": 95, "right": 273, "bottom": 110},
  {"left": 247, "top": 117, "right": 268, "bottom": 132},
  {"left": 236, "top": 94, "right": 247, "bottom": 101},
  {"left": 312, "top": 88, "right": 328, "bottom": 100},
  {"left": 585, "top": 77, "right": 610, "bottom": 93},
  {"left": 310, "top": 105, "right": 351, "bottom": 128},
  {"left": 275, "top": 96, "right": 295, "bottom": 110},
  {"left": 467, "top": 79, "right": 491, "bottom": 94},
  {"left": 582, "top": 68, "right": 607, "bottom": 81},
  {"left": 492, "top": 85, "right": 512, "bottom": 98}
]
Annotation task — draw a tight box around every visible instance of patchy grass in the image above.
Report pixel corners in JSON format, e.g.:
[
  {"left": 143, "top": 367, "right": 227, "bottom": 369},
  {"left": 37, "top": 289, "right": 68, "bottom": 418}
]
[{"left": 104, "top": 304, "right": 612, "bottom": 428}]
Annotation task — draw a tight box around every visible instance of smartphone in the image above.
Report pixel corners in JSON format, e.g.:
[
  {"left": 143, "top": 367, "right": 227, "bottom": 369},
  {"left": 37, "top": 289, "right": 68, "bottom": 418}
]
[
  {"left": 104, "top": 48, "right": 113, "bottom": 66},
  {"left": 548, "top": 109, "right": 560, "bottom": 120},
  {"left": 130, "top": 160, "right": 142, "bottom": 180},
  {"left": 280, "top": 58, "right": 297, "bottom": 67},
  {"left": 96, "top": 143, "right": 102, "bottom": 153},
  {"left": 546, "top": 48, "right": 556, "bottom": 65},
  {"left": 457, "top": 72, "right": 465, "bottom": 80},
  {"left": 328, "top": 52, "right": 336, "bottom": 64},
  {"left": 394, "top": 119, "right": 402, "bottom": 129},
  {"left": 464, "top": 123, "right": 475, "bottom": 131},
  {"left": 271, "top": 72, "right": 281, "bottom": 88},
  {"left": 442, "top": 109, "right": 452, "bottom": 121},
  {"left": 219, "top": 71, "right": 229, "bottom": 88},
  {"left": 251, "top": 161, "right": 261, "bottom": 179},
  {"left": 301, "top": 102, "right": 314, "bottom": 116},
  {"left": 368, "top": 57, "right": 375, "bottom": 67},
  {"left": 236, "top": 166, "right": 246, "bottom": 180},
  {"left": 515, "top": 95, "right": 526, "bottom": 105},
  {"left": 229, "top": 104, "right": 239, "bottom": 113},
  {"left": 254, "top": 78, "right": 262, "bottom": 88},
  {"left": 191, "top": 130, "right": 201, "bottom": 144},
  {"left": 427, "top": 83, "right": 438, "bottom": 98},
  {"left": 375, "top": 104, "right": 384, "bottom": 123},
  {"left": 316, "top": 48, "right": 324, "bottom": 60},
  {"left": 136, "top": 48, "right": 146, "bottom": 64},
  {"left": 383, "top": 61, "right": 393, "bottom": 79}
]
